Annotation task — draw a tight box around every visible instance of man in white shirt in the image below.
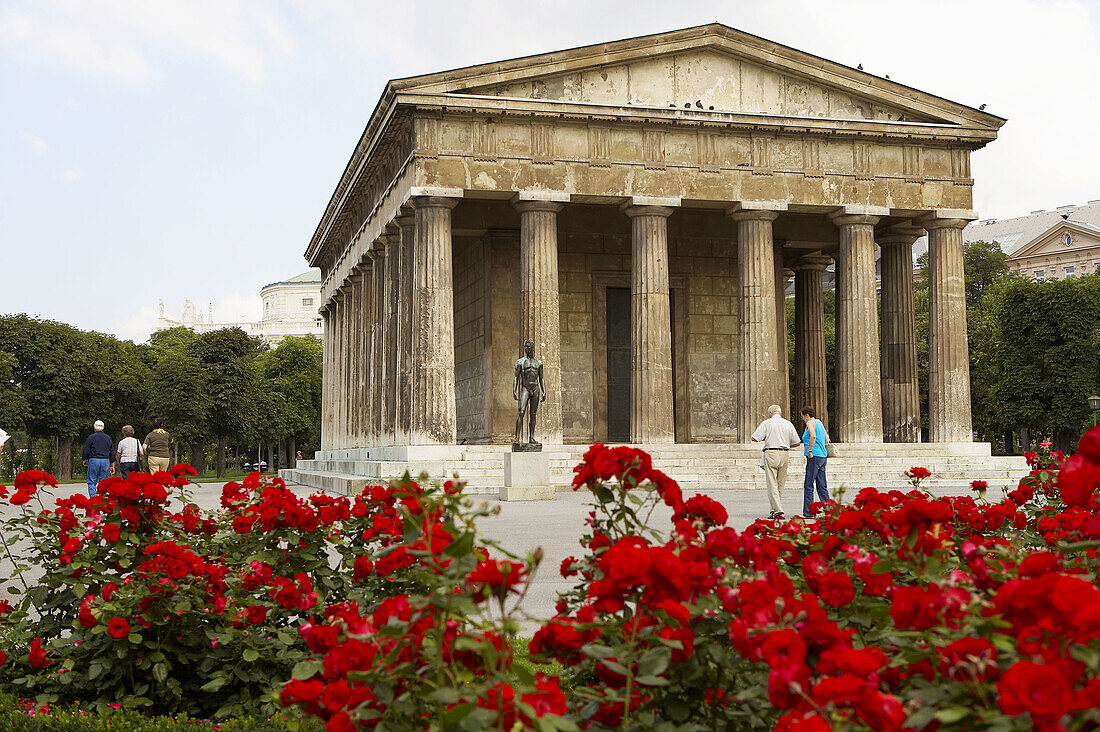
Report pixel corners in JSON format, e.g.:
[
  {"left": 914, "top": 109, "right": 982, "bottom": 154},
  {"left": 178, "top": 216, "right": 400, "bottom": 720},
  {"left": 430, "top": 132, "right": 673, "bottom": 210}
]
[{"left": 751, "top": 404, "right": 802, "bottom": 519}]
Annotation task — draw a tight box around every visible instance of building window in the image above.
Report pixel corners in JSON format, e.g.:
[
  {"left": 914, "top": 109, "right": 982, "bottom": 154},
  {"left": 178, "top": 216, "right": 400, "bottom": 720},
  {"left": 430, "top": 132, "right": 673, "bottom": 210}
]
[
  {"left": 1065, "top": 266, "right": 1075, "bottom": 279},
  {"left": 315, "top": 318, "right": 323, "bottom": 327},
  {"left": 1065, "top": 233, "right": 1073, "bottom": 247},
  {"left": 302, "top": 297, "right": 314, "bottom": 308},
  {"left": 264, "top": 301, "right": 269, "bottom": 313},
  {"left": 1035, "top": 270, "right": 1045, "bottom": 281},
  {"left": 1095, "top": 262, "right": 1100, "bottom": 273}
]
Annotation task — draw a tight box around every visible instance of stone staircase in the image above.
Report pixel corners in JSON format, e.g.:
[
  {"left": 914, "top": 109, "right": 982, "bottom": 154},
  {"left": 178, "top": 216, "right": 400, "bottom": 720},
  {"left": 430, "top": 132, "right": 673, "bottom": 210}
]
[{"left": 280, "top": 442, "right": 1029, "bottom": 497}]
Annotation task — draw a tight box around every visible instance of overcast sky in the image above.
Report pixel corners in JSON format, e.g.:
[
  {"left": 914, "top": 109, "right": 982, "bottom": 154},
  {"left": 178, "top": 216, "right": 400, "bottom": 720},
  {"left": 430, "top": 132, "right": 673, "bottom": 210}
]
[{"left": 2, "top": 0, "right": 1099, "bottom": 342}]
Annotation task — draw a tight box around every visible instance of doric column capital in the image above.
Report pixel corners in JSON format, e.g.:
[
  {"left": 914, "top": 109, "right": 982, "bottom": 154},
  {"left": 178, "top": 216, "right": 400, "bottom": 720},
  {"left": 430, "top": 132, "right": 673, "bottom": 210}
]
[
  {"left": 411, "top": 195, "right": 460, "bottom": 211},
  {"left": 829, "top": 212, "right": 881, "bottom": 228},
  {"left": 781, "top": 267, "right": 796, "bottom": 279},
  {"left": 918, "top": 209, "right": 977, "bottom": 231},
  {"left": 512, "top": 190, "right": 568, "bottom": 213},
  {"left": 877, "top": 224, "right": 925, "bottom": 247},
  {"left": 512, "top": 199, "right": 564, "bottom": 215},
  {"left": 921, "top": 217, "right": 971, "bottom": 232},
  {"left": 621, "top": 203, "right": 675, "bottom": 219},
  {"left": 726, "top": 200, "right": 787, "bottom": 221},
  {"left": 794, "top": 254, "right": 833, "bottom": 272}
]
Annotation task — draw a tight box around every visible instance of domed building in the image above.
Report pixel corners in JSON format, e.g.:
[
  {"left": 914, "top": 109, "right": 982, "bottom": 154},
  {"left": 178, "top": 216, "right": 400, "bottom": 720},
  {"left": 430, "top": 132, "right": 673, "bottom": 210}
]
[{"left": 157, "top": 269, "right": 323, "bottom": 346}]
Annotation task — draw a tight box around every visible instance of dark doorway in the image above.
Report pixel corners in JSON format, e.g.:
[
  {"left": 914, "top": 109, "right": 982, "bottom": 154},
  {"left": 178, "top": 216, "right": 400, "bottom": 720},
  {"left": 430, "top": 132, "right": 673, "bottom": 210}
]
[{"left": 606, "top": 287, "right": 631, "bottom": 442}]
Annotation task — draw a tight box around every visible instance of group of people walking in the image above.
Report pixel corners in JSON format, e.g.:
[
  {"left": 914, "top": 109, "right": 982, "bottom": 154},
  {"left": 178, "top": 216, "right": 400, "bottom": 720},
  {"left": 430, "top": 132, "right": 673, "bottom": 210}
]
[
  {"left": 81, "top": 418, "right": 173, "bottom": 496},
  {"left": 752, "top": 405, "right": 831, "bottom": 519}
]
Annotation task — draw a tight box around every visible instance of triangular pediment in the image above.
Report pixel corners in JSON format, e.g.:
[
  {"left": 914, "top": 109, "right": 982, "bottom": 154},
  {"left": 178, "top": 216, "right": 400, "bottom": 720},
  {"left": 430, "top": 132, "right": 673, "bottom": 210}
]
[
  {"left": 1013, "top": 221, "right": 1100, "bottom": 258},
  {"left": 391, "top": 24, "right": 1004, "bottom": 130}
]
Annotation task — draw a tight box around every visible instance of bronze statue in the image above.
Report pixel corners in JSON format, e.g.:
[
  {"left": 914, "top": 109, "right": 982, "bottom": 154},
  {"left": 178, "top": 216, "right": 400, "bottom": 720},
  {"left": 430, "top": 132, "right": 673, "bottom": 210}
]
[{"left": 513, "top": 339, "right": 546, "bottom": 451}]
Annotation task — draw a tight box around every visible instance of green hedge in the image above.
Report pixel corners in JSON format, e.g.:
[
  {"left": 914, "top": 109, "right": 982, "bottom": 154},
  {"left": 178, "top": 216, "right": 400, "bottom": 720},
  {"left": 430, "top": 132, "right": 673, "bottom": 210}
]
[{"left": 0, "top": 694, "right": 323, "bottom": 731}]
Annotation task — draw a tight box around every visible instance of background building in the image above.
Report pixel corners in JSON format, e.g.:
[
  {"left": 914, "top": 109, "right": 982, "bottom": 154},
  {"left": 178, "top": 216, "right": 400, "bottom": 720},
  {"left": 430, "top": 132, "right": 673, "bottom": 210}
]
[
  {"left": 157, "top": 269, "right": 323, "bottom": 345},
  {"left": 914, "top": 200, "right": 1100, "bottom": 281}
]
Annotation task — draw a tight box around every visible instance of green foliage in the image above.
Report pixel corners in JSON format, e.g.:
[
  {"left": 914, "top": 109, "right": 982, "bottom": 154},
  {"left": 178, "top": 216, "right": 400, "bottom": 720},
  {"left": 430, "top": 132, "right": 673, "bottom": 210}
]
[
  {"left": 985, "top": 273, "right": 1100, "bottom": 448},
  {"left": 147, "top": 328, "right": 210, "bottom": 450},
  {"left": 0, "top": 692, "right": 322, "bottom": 731}
]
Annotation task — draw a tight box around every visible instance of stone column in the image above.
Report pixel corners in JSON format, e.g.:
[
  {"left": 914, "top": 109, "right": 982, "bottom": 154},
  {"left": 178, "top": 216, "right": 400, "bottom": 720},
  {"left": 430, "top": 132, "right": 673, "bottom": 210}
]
[
  {"left": 830, "top": 210, "right": 884, "bottom": 442},
  {"left": 773, "top": 247, "right": 792, "bottom": 414},
  {"left": 410, "top": 196, "right": 460, "bottom": 445},
  {"left": 513, "top": 197, "right": 565, "bottom": 444},
  {"left": 729, "top": 205, "right": 783, "bottom": 442},
  {"left": 348, "top": 274, "right": 362, "bottom": 447},
  {"left": 879, "top": 226, "right": 922, "bottom": 443},
  {"left": 334, "top": 293, "right": 347, "bottom": 448},
  {"left": 359, "top": 258, "right": 375, "bottom": 446},
  {"left": 794, "top": 256, "right": 831, "bottom": 428},
  {"left": 395, "top": 212, "right": 415, "bottom": 445},
  {"left": 371, "top": 247, "right": 387, "bottom": 446},
  {"left": 320, "top": 305, "right": 332, "bottom": 450},
  {"left": 622, "top": 203, "right": 675, "bottom": 444},
  {"left": 924, "top": 213, "right": 975, "bottom": 442},
  {"left": 382, "top": 228, "right": 400, "bottom": 446}
]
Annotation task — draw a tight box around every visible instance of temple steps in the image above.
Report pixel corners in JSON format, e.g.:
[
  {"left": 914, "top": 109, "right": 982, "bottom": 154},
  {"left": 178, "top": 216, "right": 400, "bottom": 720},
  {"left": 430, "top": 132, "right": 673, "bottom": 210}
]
[{"left": 281, "top": 443, "right": 1030, "bottom": 497}]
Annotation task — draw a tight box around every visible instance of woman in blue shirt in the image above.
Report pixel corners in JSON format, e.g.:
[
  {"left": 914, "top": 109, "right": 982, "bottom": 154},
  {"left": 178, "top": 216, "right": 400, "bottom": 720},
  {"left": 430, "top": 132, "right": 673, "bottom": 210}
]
[{"left": 799, "top": 406, "right": 830, "bottom": 517}]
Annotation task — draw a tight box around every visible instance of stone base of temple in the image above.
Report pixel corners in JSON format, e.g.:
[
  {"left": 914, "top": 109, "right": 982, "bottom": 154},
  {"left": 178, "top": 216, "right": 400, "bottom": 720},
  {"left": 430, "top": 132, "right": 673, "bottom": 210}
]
[{"left": 280, "top": 443, "right": 1029, "bottom": 498}]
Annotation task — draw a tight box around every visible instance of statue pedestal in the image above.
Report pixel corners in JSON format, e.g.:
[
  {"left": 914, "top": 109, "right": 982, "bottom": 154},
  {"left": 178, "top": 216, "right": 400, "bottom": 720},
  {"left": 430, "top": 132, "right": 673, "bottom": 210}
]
[{"left": 502, "top": 451, "right": 555, "bottom": 501}]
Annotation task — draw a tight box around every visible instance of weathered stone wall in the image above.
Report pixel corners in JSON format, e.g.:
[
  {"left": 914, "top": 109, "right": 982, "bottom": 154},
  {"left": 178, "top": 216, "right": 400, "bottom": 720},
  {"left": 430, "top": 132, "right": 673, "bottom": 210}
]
[
  {"left": 673, "top": 235, "right": 739, "bottom": 442},
  {"left": 453, "top": 237, "right": 489, "bottom": 441}
]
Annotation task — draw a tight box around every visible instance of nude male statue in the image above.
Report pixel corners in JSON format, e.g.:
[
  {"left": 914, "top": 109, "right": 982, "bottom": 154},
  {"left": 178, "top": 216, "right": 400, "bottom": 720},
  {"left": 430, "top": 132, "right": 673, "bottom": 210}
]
[{"left": 513, "top": 339, "right": 546, "bottom": 449}]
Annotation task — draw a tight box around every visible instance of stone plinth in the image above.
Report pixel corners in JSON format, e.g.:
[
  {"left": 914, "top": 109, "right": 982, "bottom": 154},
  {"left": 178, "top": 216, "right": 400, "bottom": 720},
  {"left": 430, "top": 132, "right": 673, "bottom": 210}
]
[{"left": 502, "top": 451, "right": 554, "bottom": 501}]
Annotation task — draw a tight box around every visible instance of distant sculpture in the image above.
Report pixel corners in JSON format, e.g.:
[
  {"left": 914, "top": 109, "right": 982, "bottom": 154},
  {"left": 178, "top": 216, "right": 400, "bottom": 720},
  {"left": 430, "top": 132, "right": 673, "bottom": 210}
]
[{"left": 513, "top": 339, "right": 546, "bottom": 451}]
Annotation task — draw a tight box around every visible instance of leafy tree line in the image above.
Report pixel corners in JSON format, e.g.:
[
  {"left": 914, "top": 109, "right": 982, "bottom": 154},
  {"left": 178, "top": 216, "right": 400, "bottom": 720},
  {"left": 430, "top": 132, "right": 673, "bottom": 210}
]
[
  {"left": 786, "top": 239, "right": 1100, "bottom": 453},
  {"left": 0, "top": 317, "right": 322, "bottom": 480}
]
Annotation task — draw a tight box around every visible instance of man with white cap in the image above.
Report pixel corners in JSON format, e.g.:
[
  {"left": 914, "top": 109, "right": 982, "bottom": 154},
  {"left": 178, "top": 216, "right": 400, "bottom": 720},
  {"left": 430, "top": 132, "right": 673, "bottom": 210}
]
[{"left": 82, "top": 420, "right": 115, "bottom": 496}]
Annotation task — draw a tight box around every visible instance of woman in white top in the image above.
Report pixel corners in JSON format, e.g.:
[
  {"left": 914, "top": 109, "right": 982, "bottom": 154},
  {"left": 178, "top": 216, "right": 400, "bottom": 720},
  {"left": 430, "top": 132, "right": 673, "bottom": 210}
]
[{"left": 116, "top": 425, "right": 144, "bottom": 479}]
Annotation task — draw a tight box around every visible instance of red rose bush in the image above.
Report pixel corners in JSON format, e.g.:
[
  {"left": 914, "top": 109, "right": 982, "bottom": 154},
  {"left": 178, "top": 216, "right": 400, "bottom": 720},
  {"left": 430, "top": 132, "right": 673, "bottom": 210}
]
[{"left": 2, "top": 427, "right": 1100, "bottom": 730}]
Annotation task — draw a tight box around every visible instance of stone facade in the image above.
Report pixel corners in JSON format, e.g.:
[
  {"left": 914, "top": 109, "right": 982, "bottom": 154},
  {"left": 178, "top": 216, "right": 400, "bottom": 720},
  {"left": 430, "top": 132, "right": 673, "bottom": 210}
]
[{"left": 301, "top": 24, "right": 1006, "bottom": 460}]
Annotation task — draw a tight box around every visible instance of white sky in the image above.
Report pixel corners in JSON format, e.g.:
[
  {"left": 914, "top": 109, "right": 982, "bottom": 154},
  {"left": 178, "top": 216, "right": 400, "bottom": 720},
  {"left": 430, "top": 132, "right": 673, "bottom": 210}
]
[{"left": 2, "top": 0, "right": 1099, "bottom": 342}]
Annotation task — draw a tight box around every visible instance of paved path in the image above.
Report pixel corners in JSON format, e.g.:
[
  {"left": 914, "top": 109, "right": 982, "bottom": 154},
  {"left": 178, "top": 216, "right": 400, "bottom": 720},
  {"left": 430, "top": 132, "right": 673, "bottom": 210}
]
[{"left": 2, "top": 478, "right": 996, "bottom": 629}]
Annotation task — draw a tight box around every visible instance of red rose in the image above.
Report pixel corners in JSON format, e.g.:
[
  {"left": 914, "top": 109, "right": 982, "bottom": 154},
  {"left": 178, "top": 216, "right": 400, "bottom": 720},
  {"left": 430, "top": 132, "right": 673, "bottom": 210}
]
[
  {"left": 142, "top": 482, "right": 169, "bottom": 502},
  {"left": 760, "top": 628, "right": 807, "bottom": 673},
  {"left": 102, "top": 523, "right": 121, "bottom": 543},
  {"left": 1058, "top": 453, "right": 1100, "bottom": 506},
  {"left": 1077, "top": 425, "right": 1100, "bottom": 463},
  {"left": 0, "top": 649, "right": 5, "bottom": 666},
  {"left": 244, "top": 605, "right": 268, "bottom": 625},
  {"left": 560, "top": 556, "right": 579, "bottom": 578},
  {"left": 816, "top": 571, "right": 855, "bottom": 608},
  {"left": 10, "top": 489, "right": 33, "bottom": 506},
  {"left": 168, "top": 463, "right": 197, "bottom": 477},
  {"left": 997, "top": 660, "right": 1073, "bottom": 721},
  {"left": 28, "top": 637, "right": 51, "bottom": 669},
  {"left": 352, "top": 555, "right": 374, "bottom": 581},
  {"left": 107, "top": 618, "right": 131, "bottom": 639},
  {"left": 468, "top": 559, "right": 527, "bottom": 601},
  {"left": 938, "top": 637, "right": 998, "bottom": 682},
  {"left": 674, "top": 494, "right": 729, "bottom": 527}
]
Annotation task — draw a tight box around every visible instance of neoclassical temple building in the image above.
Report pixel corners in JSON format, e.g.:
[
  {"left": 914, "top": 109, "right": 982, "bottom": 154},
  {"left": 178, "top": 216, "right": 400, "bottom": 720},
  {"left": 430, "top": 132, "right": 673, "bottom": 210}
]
[{"left": 286, "top": 25, "right": 1028, "bottom": 493}]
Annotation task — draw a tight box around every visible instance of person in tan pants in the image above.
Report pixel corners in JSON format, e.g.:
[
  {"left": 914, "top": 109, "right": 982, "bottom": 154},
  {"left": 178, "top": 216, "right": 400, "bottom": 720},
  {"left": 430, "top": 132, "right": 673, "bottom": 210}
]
[
  {"left": 143, "top": 418, "right": 174, "bottom": 473},
  {"left": 750, "top": 405, "right": 803, "bottom": 519}
]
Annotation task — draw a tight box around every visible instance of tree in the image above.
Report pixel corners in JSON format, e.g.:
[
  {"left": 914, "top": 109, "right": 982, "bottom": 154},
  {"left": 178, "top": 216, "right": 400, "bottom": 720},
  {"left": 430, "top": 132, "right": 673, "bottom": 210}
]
[
  {"left": 0, "top": 316, "right": 95, "bottom": 479},
  {"left": 148, "top": 327, "right": 211, "bottom": 472},
  {"left": 986, "top": 274, "right": 1100, "bottom": 451},
  {"left": 962, "top": 239, "right": 1010, "bottom": 306},
  {"left": 195, "top": 328, "right": 264, "bottom": 478},
  {"left": 254, "top": 335, "right": 323, "bottom": 466}
]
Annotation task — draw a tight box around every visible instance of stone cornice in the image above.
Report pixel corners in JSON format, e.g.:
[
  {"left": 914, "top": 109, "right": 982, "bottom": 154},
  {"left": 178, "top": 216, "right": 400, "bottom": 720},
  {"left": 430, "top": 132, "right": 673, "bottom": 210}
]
[{"left": 397, "top": 92, "right": 1000, "bottom": 144}]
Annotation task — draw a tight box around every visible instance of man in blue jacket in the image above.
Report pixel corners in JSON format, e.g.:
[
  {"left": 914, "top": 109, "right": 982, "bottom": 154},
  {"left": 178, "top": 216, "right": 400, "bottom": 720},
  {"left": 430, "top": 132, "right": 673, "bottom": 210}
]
[{"left": 82, "top": 420, "right": 115, "bottom": 496}]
